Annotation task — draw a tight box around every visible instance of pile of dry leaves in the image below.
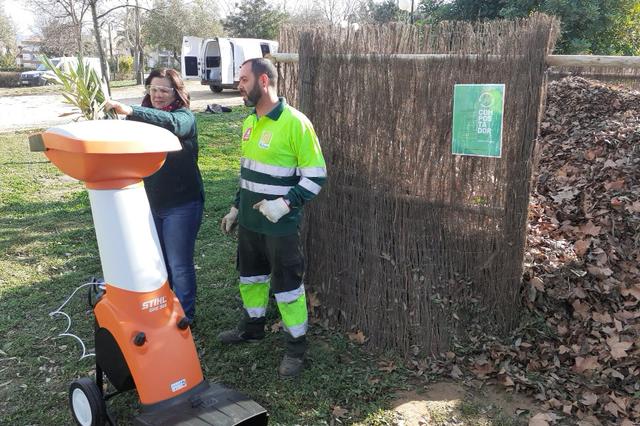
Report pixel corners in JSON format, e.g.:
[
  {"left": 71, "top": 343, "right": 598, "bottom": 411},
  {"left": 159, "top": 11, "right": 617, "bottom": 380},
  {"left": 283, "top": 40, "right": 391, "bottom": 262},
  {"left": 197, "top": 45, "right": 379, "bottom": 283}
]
[{"left": 416, "top": 77, "right": 640, "bottom": 425}]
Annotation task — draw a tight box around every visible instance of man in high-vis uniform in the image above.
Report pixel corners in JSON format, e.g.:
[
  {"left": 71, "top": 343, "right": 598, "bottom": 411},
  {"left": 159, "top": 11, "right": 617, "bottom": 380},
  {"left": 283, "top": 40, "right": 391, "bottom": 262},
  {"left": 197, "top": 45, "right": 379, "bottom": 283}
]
[{"left": 219, "top": 58, "right": 326, "bottom": 377}]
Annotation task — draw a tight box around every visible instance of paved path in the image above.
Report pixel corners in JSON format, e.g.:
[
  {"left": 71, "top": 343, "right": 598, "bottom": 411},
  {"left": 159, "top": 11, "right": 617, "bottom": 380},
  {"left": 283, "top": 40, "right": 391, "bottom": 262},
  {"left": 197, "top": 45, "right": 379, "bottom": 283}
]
[{"left": 0, "top": 81, "right": 244, "bottom": 133}]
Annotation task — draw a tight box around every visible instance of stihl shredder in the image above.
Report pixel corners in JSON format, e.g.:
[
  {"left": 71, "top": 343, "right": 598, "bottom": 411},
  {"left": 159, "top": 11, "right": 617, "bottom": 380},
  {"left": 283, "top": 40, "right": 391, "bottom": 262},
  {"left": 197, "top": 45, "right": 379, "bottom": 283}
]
[{"left": 30, "top": 119, "right": 268, "bottom": 426}]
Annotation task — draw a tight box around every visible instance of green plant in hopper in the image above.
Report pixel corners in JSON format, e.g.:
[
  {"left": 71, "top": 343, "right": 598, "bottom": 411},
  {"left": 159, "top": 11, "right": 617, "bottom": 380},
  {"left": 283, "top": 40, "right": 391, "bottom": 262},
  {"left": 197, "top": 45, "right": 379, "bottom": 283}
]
[{"left": 41, "top": 55, "right": 117, "bottom": 121}]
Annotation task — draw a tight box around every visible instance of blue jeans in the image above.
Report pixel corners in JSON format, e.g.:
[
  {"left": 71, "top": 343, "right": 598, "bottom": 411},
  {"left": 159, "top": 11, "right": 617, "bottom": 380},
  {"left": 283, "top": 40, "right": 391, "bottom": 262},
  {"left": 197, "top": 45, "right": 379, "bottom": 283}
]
[{"left": 152, "top": 199, "right": 203, "bottom": 321}]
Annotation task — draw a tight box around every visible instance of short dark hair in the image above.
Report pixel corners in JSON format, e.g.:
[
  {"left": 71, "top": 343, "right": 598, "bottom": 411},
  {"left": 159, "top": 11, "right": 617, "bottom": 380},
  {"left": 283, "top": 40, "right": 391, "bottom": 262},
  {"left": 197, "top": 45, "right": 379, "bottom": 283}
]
[
  {"left": 142, "top": 68, "right": 190, "bottom": 108},
  {"left": 242, "top": 58, "right": 277, "bottom": 88}
]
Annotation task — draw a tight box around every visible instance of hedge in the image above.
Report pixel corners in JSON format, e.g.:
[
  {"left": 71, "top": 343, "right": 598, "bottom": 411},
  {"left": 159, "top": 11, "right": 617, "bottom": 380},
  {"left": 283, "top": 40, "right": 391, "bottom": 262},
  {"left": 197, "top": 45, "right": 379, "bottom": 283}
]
[{"left": 0, "top": 71, "right": 20, "bottom": 87}]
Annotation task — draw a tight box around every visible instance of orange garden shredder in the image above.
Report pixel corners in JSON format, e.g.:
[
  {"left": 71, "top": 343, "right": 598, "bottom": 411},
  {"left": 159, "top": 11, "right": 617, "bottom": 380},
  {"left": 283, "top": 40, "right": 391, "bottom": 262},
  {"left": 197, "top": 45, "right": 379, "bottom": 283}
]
[{"left": 30, "top": 120, "right": 268, "bottom": 426}]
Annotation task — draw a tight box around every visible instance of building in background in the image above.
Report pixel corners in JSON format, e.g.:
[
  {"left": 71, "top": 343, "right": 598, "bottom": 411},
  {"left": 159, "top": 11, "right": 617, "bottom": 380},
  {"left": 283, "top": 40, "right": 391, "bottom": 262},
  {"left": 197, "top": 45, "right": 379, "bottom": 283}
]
[
  {"left": 16, "top": 37, "right": 41, "bottom": 68},
  {"left": 147, "top": 49, "right": 179, "bottom": 70}
]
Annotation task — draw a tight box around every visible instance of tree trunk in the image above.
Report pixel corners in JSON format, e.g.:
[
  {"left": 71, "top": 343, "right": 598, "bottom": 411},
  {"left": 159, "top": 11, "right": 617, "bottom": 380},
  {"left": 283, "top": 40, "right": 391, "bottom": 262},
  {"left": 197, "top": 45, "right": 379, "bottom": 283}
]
[
  {"left": 107, "top": 22, "right": 118, "bottom": 62},
  {"left": 173, "top": 50, "right": 179, "bottom": 68},
  {"left": 134, "top": 0, "right": 144, "bottom": 84},
  {"left": 89, "top": 0, "right": 111, "bottom": 95},
  {"left": 76, "top": 23, "right": 84, "bottom": 57}
]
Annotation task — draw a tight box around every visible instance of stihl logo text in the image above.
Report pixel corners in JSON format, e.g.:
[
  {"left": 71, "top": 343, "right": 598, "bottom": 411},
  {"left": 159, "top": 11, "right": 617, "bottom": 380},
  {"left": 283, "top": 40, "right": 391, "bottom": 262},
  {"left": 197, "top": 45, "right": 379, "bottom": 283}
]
[{"left": 141, "top": 296, "right": 167, "bottom": 312}]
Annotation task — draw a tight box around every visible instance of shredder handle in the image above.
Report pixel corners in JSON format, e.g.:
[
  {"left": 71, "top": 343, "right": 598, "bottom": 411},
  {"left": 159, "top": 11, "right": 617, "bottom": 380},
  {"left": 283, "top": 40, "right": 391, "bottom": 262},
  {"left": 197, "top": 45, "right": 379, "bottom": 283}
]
[{"left": 28, "top": 133, "right": 45, "bottom": 152}]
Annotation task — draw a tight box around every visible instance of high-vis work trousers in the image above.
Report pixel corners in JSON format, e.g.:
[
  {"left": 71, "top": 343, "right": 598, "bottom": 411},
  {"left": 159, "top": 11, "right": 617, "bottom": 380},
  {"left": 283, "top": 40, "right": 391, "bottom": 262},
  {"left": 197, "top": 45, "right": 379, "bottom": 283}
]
[{"left": 237, "top": 225, "right": 308, "bottom": 357}]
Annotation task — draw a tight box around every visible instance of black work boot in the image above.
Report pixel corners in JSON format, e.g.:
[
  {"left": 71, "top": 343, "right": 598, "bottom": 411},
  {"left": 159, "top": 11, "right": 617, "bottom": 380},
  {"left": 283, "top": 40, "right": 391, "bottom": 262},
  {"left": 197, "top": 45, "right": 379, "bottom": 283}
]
[
  {"left": 218, "top": 315, "right": 265, "bottom": 344},
  {"left": 217, "top": 328, "right": 264, "bottom": 344},
  {"left": 278, "top": 354, "right": 304, "bottom": 377},
  {"left": 278, "top": 335, "right": 307, "bottom": 377}
]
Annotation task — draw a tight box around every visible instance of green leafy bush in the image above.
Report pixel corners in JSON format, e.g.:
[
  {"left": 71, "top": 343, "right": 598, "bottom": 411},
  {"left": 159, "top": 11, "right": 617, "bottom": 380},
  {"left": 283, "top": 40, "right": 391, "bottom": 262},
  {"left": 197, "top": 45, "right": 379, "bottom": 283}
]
[
  {"left": 0, "top": 52, "right": 18, "bottom": 68},
  {"left": 118, "top": 56, "right": 134, "bottom": 74},
  {"left": 0, "top": 71, "right": 19, "bottom": 87},
  {"left": 0, "top": 67, "right": 34, "bottom": 72}
]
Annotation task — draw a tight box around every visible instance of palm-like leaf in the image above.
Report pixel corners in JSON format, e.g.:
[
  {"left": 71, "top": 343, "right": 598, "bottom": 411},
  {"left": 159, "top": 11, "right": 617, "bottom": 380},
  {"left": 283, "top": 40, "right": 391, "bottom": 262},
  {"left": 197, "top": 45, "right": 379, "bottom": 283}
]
[{"left": 41, "top": 55, "right": 118, "bottom": 121}]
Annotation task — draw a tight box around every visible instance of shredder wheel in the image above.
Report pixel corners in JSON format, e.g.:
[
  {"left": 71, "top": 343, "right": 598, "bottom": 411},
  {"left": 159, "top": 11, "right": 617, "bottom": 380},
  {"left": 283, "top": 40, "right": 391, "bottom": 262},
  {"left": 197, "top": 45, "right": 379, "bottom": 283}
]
[{"left": 69, "top": 377, "right": 107, "bottom": 426}]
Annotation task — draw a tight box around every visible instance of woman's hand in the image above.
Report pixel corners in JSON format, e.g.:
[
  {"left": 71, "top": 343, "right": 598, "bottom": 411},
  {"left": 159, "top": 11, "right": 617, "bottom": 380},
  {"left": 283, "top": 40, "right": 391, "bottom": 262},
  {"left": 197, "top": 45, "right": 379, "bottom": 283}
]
[{"left": 104, "top": 100, "right": 133, "bottom": 116}]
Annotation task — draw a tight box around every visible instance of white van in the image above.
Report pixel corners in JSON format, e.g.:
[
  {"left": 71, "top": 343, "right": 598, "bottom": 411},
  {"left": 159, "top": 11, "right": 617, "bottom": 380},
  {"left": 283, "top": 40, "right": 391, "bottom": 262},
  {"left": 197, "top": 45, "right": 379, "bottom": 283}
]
[
  {"left": 181, "top": 36, "right": 278, "bottom": 92},
  {"left": 20, "top": 57, "right": 109, "bottom": 86}
]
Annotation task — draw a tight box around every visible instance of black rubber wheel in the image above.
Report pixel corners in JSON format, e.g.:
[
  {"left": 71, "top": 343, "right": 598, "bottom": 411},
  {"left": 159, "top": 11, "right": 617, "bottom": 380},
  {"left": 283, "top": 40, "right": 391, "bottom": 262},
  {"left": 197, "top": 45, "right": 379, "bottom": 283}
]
[
  {"left": 69, "top": 377, "right": 107, "bottom": 426},
  {"left": 210, "top": 85, "right": 223, "bottom": 93}
]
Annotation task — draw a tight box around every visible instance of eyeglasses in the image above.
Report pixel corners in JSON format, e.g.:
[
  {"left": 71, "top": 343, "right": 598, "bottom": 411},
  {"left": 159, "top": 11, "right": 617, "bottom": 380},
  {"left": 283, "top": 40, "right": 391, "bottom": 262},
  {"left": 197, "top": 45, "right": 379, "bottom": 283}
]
[{"left": 145, "top": 85, "right": 175, "bottom": 95}]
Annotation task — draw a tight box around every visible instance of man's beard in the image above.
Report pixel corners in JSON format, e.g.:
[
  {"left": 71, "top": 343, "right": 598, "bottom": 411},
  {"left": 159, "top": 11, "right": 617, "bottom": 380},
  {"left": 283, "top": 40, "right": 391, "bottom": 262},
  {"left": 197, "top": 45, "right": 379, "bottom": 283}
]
[{"left": 243, "top": 83, "right": 262, "bottom": 107}]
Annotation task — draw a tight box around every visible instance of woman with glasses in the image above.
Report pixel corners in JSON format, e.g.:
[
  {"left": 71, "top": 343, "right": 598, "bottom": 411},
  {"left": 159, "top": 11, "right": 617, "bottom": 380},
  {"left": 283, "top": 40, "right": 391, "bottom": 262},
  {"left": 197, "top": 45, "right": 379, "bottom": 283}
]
[{"left": 106, "top": 68, "right": 204, "bottom": 325}]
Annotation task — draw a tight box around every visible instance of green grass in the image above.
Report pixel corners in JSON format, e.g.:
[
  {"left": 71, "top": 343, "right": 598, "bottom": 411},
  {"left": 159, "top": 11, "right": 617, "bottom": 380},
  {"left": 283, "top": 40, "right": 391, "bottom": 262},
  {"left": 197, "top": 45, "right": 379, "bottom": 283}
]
[
  {"left": 0, "top": 111, "right": 527, "bottom": 425},
  {"left": 0, "top": 79, "right": 137, "bottom": 97},
  {"left": 0, "top": 111, "right": 414, "bottom": 425},
  {"left": 109, "top": 79, "right": 137, "bottom": 89}
]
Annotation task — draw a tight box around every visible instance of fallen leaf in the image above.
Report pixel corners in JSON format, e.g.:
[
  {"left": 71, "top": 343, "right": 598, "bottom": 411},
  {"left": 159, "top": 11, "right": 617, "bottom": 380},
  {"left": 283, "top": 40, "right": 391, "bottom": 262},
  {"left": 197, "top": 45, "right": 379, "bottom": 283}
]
[
  {"left": 552, "top": 188, "right": 579, "bottom": 203},
  {"left": 308, "top": 292, "right": 321, "bottom": 308},
  {"left": 572, "top": 300, "right": 591, "bottom": 319},
  {"left": 378, "top": 361, "right": 396, "bottom": 373},
  {"left": 573, "top": 356, "right": 600, "bottom": 374},
  {"left": 450, "top": 365, "right": 463, "bottom": 379},
  {"left": 586, "top": 265, "right": 613, "bottom": 278},
  {"left": 580, "top": 221, "right": 601, "bottom": 236},
  {"left": 529, "top": 412, "right": 553, "bottom": 426},
  {"left": 621, "top": 285, "right": 640, "bottom": 300},
  {"left": 577, "top": 416, "right": 603, "bottom": 426},
  {"left": 606, "top": 337, "right": 633, "bottom": 360},
  {"left": 604, "top": 368, "right": 625, "bottom": 380},
  {"left": 591, "top": 311, "right": 612, "bottom": 324},
  {"left": 347, "top": 330, "right": 366, "bottom": 344},
  {"left": 604, "top": 179, "right": 625, "bottom": 190},
  {"left": 625, "top": 201, "right": 640, "bottom": 213},
  {"left": 604, "top": 401, "right": 619, "bottom": 416},
  {"left": 609, "top": 392, "right": 627, "bottom": 411},
  {"left": 580, "top": 392, "right": 598, "bottom": 406},
  {"left": 497, "top": 373, "right": 514, "bottom": 387},
  {"left": 574, "top": 239, "right": 591, "bottom": 256},
  {"left": 270, "top": 321, "right": 282, "bottom": 333},
  {"left": 530, "top": 277, "right": 545, "bottom": 292},
  {"left": 332, "top": 405, "right": 349, "bottom": 418}
]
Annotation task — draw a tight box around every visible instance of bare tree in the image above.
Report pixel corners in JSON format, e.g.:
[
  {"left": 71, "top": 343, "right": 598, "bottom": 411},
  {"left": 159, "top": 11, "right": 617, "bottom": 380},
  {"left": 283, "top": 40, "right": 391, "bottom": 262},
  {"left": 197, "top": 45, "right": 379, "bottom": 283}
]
[
  {"left": 0, "top": 3, "right": 14, "bottom": 48},
  {"left": 217, "top": 0, "right": 238, "bottom": 18},
  {"left": 312, "top": 0, "right": 366, "bottom": 25},
  {"left": 27, "top": 0, "right": 91, "bottom": 56},
  {"left": 88, "top": 0, "right": 110, "bottom": 93},
  {"left": 34, "top": 17, "right": 79, "bottom": 56},
  {"left": 133, "top": 0, "right": 143, "bottom": 83},
  {"left": 286, "top": 6, "right": 326, "bottom": 28},
  {"left": 92, "top": 0, "right": 150, "bottom": 86}
]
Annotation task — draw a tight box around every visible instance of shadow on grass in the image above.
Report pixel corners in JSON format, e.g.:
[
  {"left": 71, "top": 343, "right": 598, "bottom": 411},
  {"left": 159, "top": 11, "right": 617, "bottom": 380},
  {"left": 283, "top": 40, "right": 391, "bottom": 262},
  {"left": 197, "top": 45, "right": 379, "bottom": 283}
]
[{"left": 0, "top": 191, "right": 95, "bottom": 265}]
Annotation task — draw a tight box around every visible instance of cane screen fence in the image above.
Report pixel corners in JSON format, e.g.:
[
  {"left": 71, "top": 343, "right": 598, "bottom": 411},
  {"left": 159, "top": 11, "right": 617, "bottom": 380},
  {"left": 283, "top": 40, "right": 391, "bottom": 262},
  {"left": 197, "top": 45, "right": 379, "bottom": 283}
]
[{"left": 279, "top": 15, "right": 559, "bottom": 354}]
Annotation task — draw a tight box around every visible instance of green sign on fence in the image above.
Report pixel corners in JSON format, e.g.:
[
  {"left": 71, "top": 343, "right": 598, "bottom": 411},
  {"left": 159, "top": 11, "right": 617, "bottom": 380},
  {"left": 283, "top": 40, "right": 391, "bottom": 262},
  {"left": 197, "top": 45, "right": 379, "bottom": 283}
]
[{"left": 451, "top": 84, "right": 505, "bottom": 158}]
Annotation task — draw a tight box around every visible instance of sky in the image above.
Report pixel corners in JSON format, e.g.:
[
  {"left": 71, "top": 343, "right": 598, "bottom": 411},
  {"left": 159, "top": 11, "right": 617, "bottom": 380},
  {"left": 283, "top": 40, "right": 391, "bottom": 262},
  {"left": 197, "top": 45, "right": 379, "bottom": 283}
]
[
  {"left": 4, "top": 0, "right": 417, "bottom": 39},
  {"left": 4, "top": 0, "right": 34, "bottom": 39}
]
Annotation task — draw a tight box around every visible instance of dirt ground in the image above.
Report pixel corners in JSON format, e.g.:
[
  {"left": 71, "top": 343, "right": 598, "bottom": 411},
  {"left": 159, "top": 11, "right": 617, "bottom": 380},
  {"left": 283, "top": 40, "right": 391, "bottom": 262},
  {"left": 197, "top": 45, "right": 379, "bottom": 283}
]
[{"left": 391, "top": 381, "right": 538, "bottom": 425}]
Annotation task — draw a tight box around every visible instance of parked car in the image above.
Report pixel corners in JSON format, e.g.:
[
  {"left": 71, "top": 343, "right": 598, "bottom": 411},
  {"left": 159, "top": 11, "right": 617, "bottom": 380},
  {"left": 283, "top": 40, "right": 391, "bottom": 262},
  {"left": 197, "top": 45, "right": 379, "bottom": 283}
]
[
  {"left": 181, "top": 36, "right": 278, "bottom": 92},
  {"left": 20, "top": 57, "right": 109, "bottom": 86},
  {"left": 19, "top": 62, "right": 51, "bottom": 86}
]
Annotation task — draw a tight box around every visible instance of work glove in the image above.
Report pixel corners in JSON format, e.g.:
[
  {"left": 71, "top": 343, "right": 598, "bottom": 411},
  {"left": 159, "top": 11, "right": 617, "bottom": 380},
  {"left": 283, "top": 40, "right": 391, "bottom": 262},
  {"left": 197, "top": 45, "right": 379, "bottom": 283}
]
[
  {"left": 220, "top": 206, "right": 239, "bottom": 234},
  {"left": 253, "top": 198, "right": 290, "bottom": 223}
]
